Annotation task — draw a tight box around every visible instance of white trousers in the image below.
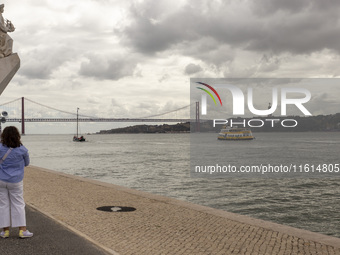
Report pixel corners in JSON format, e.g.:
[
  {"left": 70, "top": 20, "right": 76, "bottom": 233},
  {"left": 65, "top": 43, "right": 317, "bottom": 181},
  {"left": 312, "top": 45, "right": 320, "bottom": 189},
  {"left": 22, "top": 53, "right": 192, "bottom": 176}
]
[{"left": 0, "top": 180, "right": 26, "bottom": 228}]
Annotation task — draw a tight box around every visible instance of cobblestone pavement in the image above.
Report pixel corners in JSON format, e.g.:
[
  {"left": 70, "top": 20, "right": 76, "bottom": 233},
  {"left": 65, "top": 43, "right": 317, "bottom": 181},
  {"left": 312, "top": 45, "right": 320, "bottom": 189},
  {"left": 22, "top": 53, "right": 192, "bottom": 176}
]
[
  {"left": 0, "top": 206, "right": 111, "bottom": 255},
  {"left": 23, "top": 166, "right": 340, "bottom": 255}
]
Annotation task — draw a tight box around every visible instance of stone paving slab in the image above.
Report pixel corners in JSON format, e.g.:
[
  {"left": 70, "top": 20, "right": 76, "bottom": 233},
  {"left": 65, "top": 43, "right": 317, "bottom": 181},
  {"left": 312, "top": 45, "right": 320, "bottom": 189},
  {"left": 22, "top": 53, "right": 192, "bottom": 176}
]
[{"left": 23, "top": 166, "right": 340, "bottom": 255}]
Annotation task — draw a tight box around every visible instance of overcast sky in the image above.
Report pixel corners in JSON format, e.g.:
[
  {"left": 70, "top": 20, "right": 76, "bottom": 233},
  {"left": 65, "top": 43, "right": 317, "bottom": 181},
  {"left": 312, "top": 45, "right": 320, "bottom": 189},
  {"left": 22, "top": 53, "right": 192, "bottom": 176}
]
[{"left": 1, "top": 0, "right": 340, "bottom": 134}]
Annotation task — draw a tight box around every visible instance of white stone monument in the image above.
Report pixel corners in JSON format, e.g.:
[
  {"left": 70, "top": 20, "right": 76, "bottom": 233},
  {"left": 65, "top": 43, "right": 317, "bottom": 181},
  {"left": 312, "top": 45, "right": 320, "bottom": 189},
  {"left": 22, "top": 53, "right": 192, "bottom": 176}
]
[{"left": 0, "top": 4, "right": 20, "bottom": 95}]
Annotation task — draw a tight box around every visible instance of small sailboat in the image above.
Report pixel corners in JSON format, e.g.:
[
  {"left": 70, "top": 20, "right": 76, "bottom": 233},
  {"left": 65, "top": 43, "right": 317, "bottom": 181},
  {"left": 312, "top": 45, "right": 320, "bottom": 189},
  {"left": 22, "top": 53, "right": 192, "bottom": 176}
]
[{"left": 73, "top": 107, "right": 86, "bottom": 142}]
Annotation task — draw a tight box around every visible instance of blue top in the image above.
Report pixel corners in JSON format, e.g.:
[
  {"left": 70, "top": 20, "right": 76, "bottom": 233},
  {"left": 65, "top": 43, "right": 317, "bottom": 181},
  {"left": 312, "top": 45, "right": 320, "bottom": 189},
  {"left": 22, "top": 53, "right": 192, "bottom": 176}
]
[{"left": 0, "top": 144, "right": 30, "bottom": 183}]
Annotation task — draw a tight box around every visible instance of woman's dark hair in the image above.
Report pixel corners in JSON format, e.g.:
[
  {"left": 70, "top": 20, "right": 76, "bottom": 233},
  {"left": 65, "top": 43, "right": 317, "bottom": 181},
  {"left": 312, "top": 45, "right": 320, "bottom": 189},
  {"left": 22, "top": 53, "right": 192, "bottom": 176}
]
[{"left": 1, "top": 126, "right": 22, "bottom": 148}]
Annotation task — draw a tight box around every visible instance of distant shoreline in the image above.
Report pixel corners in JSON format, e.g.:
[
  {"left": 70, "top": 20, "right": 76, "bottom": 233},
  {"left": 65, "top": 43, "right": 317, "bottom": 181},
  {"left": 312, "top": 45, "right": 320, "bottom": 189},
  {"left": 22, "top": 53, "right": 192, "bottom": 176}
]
[
  {"left": 95, "top": 113, "right": 340, "bottom": 134},
  {"left": 97, "top": 122, "right": 190, "bottom": 134}
]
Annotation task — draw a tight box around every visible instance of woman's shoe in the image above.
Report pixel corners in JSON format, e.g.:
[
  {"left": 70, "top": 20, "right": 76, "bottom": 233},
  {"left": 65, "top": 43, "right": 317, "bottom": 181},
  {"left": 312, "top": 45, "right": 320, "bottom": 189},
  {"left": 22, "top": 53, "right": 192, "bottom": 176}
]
[
  {"left": 19, "top": 230, "right": 33, "bottom": 238},
  {"left": 0, "top": 230, "right": 9, "bottom": 238}
]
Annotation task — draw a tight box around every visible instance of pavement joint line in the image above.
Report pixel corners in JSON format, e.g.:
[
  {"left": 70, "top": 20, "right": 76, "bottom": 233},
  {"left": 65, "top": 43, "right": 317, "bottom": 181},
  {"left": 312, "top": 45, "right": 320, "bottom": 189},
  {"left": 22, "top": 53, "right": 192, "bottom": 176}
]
[
  {"left": 26, "top": 165, "right": 340, "bottom": 251},
  {"left": 27, "top": 202, "right": 120, "bottom": 255}
]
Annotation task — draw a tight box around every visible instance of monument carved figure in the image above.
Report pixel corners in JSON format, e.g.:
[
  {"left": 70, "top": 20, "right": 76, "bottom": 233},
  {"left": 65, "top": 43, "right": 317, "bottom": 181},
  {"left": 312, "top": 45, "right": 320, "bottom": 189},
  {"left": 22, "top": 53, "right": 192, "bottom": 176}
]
[
  {"left": 0, "top": 4, "right": 15, "bottom": 58},
  {"left": 0, "top": 4, "right": 20, "bottom": 95}
]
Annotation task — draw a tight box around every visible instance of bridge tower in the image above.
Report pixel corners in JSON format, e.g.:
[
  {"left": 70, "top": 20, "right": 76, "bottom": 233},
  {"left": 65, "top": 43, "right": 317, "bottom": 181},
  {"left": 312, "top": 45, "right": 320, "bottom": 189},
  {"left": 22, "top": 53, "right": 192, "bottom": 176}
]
[
  {"left": 21, "top": 97, "right": 25, "bottom": 135},
  {"left": 195, "top": 101, "right": 200, "bottom": 132}
]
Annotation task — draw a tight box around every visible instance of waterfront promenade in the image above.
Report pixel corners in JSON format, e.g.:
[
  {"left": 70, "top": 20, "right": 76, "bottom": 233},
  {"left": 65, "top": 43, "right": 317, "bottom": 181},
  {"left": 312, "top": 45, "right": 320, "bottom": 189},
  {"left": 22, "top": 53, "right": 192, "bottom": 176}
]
[
  {"left": 16, "top": 166, "right": 340, "bottom": 254},
  {"left": 0, "top": 206, "right": 110, "bottom": 255}
]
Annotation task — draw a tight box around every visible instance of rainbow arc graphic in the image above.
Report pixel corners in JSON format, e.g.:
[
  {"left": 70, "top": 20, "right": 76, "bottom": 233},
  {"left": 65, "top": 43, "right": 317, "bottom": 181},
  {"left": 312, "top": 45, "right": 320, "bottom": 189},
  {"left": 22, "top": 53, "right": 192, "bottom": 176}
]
[
  {"left": 196, "top": 82, "right": 222, "bottom": 115},
  {"left": 196, "top": 82, "right": 223, "bottom": 106}
]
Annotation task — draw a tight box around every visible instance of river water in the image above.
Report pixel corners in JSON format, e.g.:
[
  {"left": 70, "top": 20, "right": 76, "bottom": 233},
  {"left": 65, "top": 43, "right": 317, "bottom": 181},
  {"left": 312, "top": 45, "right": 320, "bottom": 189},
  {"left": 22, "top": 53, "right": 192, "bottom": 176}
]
[{"left": 21, "top": 133, "right": 340, "bottom": 238}]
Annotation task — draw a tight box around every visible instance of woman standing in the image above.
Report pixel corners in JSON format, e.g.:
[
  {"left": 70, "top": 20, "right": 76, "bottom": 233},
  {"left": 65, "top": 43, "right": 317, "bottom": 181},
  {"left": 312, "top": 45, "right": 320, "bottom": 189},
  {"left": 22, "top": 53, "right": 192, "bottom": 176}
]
[{"left": 0, "top": 126, "right": 33, "bottom": 238}]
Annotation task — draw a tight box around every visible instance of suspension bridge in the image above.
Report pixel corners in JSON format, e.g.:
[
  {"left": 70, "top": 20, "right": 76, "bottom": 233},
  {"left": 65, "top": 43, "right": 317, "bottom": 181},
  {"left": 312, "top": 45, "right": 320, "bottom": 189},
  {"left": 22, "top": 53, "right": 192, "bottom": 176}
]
[{"left": 0, "top": 97, "right": 195, "bottom": 134}]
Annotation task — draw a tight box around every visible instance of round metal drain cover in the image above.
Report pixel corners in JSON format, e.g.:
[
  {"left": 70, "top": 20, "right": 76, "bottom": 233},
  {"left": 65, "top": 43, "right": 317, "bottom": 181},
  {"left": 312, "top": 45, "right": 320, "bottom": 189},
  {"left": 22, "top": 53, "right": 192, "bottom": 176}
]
[{"left": 96, "top": 206, "right": 136, "bottom": 212}]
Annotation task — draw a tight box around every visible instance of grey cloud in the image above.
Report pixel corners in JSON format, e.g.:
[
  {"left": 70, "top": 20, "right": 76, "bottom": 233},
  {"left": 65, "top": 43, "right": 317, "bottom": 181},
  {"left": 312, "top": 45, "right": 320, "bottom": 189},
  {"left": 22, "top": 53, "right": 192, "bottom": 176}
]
[
  {"left": 255, "top": 54, "right": 281, "bottom": 74},
  {"left": 119, "top": 0, "right": 340, "bottom": 65},
  {"left": 184, "top": 42, "right": 235, "bottom": 68},
  {"left": 108, "top": 98, "right": 130, "bottom": 117},
  {"left": 79, "top": 54, "right": 137, "bottom": 80},
  {"left": 251, "top": 0, "right": 313, "bottom": 15},
  {"left": 19, "top": 46, "right": 74, "bottom": 79},
  {"left": 308, "top": 92, "right": 340, "bottom": 115},
  {"left": 159, "top": 74, "right": 170, "bottom": 83},
  {"left": 251, "top": 0, "right": 340, "bottom": 15},
  {"left": 87, "top": 97, "right": 100, "bottom": 104},
  {"left": 117, "top": 1, "right": 203, "bottom": 54},
  {"left": 184, "top": 63, "right": 202, "bottom": 75}
]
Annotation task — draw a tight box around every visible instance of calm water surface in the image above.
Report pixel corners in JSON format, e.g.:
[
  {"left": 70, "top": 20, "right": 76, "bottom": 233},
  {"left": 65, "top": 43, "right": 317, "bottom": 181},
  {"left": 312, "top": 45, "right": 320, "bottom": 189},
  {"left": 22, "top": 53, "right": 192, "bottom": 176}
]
[{"left": 22, "top": 133, "right": 340, "bottom": 238}]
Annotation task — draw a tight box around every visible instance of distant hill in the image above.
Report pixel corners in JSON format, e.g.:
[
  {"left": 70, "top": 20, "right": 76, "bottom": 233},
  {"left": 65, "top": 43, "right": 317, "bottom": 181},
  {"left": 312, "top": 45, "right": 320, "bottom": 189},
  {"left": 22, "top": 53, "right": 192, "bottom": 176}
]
[
  {"left": 97, "top": 122, "right": 190, "bottom": 134},
  {"left": 98, "top": 114, "right": 340, "bottom": 134}
]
